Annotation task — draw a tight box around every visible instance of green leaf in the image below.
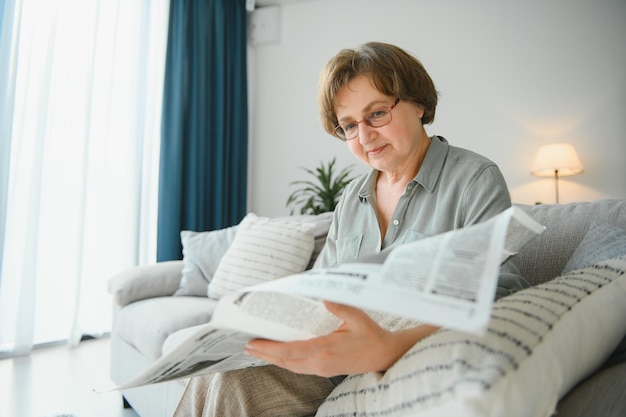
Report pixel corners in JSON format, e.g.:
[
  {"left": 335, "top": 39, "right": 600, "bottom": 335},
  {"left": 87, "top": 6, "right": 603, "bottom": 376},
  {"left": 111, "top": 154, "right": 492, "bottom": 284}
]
[{"left": 286, "top": 157, "right": 355, "bottom": 215}]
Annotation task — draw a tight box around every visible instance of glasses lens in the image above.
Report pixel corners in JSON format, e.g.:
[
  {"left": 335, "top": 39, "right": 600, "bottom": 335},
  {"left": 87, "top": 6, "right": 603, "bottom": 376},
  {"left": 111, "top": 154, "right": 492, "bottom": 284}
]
[
  {"left": 341, "top": 123, "right": 359, "bottom": 140},
  {"left": 334, "top": 125, "right": 358, "bottom": 140},
  {"left": 333, "top": 126, "right": 347, "bottom": 140},
  {"left": 367, "top": 109, "right": 392, "bottom": 128}
]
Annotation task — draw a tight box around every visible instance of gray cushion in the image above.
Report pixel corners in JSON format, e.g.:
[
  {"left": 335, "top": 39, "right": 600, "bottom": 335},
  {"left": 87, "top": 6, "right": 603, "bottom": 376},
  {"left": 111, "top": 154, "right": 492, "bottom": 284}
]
[
  {"left": 562, "top": 221, "right": 626, "bottom": 274},
  {"left": 515, "top": 200, "right": 626, "bottom": 286},
  {"left": 175, "top": 226, "right": 239, "bottom": 297},
  {"left": 556, "top": 362, "right": 626, "bottom": 417}
]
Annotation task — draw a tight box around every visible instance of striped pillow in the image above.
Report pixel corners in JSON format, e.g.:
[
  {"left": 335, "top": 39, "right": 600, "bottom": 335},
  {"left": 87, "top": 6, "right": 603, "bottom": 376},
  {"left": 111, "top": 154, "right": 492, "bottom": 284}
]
[
  {"left": 316, "top": 257, "right": 626, "bottom": 417},
  {"left": 208, "top": 213, "right": 315, "bottom": 300}
]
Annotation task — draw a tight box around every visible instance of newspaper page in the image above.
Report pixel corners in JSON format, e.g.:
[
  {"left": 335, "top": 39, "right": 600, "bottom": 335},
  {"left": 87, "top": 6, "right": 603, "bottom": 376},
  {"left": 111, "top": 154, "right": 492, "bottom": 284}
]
[
  {"left": 104, "top": 326, "right": 264, "bottom": 391},
  {"left": 248, "top": 205, "right": 544, "bottom": 334},
  {"left": 102, "top": 206, "right": 544, "bottom": 391}
]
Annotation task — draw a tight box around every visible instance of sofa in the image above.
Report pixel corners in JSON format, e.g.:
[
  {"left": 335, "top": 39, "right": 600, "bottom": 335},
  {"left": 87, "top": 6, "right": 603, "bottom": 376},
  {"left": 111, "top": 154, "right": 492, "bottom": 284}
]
[{"left": 107, "top": 200, "right": 626, "bottom": 417}]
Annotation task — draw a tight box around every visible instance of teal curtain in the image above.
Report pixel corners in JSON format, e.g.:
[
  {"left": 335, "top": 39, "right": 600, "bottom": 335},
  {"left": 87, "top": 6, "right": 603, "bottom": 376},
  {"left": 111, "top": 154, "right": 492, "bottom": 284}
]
[{"left": 157, "top": 0, "right": 248, "bottom": 261}]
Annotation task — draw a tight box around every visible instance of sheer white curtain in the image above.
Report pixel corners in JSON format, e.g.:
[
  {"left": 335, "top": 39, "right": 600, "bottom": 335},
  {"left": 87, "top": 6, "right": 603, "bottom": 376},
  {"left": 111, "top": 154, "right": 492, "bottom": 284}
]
[{"left": 0, "top": 0, "right": 169, "bottom": 355}]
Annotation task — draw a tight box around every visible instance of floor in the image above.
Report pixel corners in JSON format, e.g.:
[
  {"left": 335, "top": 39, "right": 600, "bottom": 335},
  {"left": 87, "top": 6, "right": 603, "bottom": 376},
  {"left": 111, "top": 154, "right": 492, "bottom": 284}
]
[{"left": 0, "top": 337, "right": 139, "bottom": 417}]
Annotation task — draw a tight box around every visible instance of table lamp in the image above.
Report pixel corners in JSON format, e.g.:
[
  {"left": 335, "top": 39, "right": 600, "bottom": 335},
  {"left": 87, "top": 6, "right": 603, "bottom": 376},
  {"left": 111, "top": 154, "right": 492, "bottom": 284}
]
[{"left": 532, "top": 143, "right": 584, "bottom": 203}]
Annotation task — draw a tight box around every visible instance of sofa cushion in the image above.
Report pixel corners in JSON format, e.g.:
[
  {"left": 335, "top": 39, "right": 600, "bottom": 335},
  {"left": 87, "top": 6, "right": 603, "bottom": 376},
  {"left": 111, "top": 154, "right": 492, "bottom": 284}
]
[
  {"left": 208, "top": 213, "right": 316, "bottom": 300},
  {"left": 175, "top": 212, "right": 333, "bottom": 298},
  {"left": 516, "top": 200, "right": 626, "bottom": 286},
  {"left": 562, "top": 221, "right": 626, "bottom": 274},
  {"left": 115, "top": 296, "right": 218, "bottom": 361},
  {"left": 316, "top": 256, "right": 626, "bottom": 417},
  {"left": 175, "top": 226, "right": 239, "bottom": 297},
  {"left": 554, "top": 362, "right": 626, "bottom": 417},
  {"left": 290, "top": 212, "right": 334, "bottom": 269}
]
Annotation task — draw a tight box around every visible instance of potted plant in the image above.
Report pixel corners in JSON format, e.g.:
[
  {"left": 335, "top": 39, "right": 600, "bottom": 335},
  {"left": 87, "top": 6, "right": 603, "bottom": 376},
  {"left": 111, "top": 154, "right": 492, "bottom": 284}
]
[{"left": 286, "top": 157, "right": 355, "bottom": 215}]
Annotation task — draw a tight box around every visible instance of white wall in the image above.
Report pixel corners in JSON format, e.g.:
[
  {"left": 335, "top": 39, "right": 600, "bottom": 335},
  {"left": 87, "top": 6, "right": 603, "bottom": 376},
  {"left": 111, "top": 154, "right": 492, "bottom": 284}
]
[{"left": 247, "top": 0, "right": 626, "bottom": 217}]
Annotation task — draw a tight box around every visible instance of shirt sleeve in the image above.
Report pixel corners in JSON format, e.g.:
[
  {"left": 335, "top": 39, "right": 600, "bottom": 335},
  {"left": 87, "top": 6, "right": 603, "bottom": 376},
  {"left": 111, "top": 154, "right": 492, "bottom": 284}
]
[
  {"left": 459, "top": 163, "right": 513, "bottom": 227},
  {"left": 460, "top": 163, "right": 530, "bottom": 298}
]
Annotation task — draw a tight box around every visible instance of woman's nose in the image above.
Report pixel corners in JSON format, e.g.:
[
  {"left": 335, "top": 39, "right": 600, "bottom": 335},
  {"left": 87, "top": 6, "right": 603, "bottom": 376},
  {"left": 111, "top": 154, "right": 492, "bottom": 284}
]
[{"left": 358, "top": 123, "right": 376, "bottom": 144}]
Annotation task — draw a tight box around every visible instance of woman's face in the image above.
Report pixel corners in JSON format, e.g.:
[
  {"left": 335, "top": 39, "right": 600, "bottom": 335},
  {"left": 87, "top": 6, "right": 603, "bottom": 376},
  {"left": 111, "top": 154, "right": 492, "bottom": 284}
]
[{"left": 334, "top": 76, "right": 426, "bottom": 175}]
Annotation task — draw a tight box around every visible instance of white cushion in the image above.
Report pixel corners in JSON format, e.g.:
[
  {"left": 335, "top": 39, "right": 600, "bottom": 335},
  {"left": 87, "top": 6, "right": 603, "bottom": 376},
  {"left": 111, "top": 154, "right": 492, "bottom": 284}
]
[
  {"left": 316, "top": 257, "right": 626, "bottom": 417},
  {"left": 207, "top": 213, "right": 316, "bottom": 299}
]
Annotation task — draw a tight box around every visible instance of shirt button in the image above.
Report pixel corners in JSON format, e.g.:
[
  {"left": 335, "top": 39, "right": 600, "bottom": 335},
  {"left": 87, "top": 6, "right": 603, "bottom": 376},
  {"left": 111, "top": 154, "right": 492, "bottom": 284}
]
[{"left": 393, "top": 219, "right": 400, "bottom": 226}]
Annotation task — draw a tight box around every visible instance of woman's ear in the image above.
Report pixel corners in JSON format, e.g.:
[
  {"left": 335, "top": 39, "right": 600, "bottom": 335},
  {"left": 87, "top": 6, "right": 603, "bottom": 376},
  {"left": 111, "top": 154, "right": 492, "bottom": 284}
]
[{"left": 415, "top": 104, "right": 425, "bottom": 120}]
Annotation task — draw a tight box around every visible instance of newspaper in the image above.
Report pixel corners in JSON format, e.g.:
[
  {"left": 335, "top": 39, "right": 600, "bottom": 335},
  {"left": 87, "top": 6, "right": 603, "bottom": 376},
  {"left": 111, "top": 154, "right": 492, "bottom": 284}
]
[{"left": 103, "top": 206, "right": 544, "bottom": 391}]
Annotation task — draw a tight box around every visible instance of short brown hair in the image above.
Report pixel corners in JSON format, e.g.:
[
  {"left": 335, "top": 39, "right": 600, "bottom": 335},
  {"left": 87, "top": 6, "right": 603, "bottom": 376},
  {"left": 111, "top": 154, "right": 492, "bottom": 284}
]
[{"left": 318, "top": 42, "right": 438, "bottom": 135}]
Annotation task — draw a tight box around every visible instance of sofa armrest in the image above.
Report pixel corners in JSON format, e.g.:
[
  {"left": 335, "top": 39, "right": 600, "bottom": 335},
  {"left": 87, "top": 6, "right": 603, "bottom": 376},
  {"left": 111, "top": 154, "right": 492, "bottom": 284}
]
[{"left": 107, "top": 260, "right": 184, "bottom": 307}]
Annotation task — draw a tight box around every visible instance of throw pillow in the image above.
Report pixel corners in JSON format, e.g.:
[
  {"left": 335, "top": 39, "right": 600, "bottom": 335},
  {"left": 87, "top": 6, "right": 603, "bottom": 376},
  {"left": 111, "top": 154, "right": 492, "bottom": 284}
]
[
  {"left": 316, "top": 257, "right": 626, "bottom": 417},
  {"left": 174, "top": 226, "right": 239, "bottom": 296},
  {"left": 207, "top": 213, "right": 316, "bottom": 300},
  {"left": 561, "top": 221, "right": 626, "bottom": 275}
]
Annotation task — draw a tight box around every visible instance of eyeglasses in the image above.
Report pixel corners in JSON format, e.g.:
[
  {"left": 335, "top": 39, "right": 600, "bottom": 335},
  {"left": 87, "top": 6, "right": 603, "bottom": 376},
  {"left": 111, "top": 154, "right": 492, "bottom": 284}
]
[{"left": 332, "top": 98, "right": 400, "bottom": 141}]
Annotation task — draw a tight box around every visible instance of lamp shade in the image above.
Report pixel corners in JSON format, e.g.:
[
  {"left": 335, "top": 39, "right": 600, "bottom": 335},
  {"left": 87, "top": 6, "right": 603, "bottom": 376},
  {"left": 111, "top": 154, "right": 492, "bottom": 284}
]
[{"left": 532, "top": 143, "right": 584, "bottom": 177}]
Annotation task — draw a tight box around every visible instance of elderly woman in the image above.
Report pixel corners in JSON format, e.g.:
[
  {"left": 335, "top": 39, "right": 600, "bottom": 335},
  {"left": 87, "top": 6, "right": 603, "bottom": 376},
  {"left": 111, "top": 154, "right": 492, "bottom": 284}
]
[{"left": 173, "top": 41, "right": 526, "bottom": 417}]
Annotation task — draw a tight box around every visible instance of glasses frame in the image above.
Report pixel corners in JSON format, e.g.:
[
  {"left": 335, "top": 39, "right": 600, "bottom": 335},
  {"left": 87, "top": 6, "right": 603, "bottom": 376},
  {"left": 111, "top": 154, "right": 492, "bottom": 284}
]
[{"left": 332, "top": 98, "right": 400, "bottom": 141}]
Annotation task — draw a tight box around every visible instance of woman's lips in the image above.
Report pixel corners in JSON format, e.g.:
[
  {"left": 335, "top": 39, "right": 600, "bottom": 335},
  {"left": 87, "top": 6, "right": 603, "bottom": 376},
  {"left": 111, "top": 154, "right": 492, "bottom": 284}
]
[{"left": 366, "top": 145, "right": 386, "bottom": 158}]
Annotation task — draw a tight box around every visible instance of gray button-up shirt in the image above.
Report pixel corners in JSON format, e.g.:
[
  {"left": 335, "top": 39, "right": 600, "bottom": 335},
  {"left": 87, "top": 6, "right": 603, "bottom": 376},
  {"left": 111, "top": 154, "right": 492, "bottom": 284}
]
[{"left": 315, "top": 136, "right": 527, "bottom": 299}]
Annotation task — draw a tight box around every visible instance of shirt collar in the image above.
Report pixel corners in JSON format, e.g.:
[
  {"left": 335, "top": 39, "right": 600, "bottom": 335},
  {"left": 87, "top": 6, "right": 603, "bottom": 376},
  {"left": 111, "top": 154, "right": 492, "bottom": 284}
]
[{"left": 416, "top": 135, "right": 447, "bottom": 193}]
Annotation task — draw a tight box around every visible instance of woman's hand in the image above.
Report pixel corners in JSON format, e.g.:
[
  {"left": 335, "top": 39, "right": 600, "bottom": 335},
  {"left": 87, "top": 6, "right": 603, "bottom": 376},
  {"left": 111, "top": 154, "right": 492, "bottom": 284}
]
[{"left": 244, "top": 301, "right": 438, "bottom": 377}]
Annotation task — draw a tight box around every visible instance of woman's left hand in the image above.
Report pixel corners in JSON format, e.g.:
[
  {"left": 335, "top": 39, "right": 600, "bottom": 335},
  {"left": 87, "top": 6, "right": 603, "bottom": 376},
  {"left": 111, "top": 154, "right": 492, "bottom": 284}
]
[{"left": 244, "top": 301, "right": 436, "bottom": 377}]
